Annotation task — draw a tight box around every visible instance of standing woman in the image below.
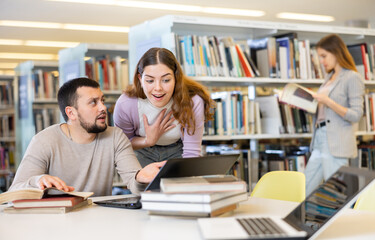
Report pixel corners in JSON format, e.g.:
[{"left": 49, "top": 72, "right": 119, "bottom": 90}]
[
  {"left": 113, "top": 48, "right": 215, "bottom": 167},
  {"left": 305, "top": 34, "right": 365, "bottom": 196}
]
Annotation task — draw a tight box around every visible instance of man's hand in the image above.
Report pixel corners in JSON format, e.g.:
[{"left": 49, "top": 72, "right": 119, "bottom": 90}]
[
  {"left": 38, "top": 175, "right": 75, "bottom": 192},
  {"left": 136, "top": 161, "right": 166, "bottom": 184},
  {"left": 143, "top": 109, "right": 176, "bottom": 147}
]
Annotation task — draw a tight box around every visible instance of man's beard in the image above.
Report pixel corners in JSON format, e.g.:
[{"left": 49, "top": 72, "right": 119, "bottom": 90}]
[{"left": 78, "top": 113, "right": 107, "bottom": 133}]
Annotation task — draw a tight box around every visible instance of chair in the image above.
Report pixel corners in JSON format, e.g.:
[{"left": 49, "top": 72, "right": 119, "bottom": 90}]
[
  {"left": 250, "top": 171, "right": 305, "bottom": 202},
  {"left": 353, "top": 182, "right": 375, "bottom": 212}
]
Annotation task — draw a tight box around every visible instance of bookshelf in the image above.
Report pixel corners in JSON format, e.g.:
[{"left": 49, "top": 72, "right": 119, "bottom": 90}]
[
  {"left": 58, "top": 43, "right": 129, "bottom": 187},
  {"left": 129, "top": 15, "right": 375, "bottom": 188},
  {"left": 0, "top": 74, "right": 15, "bottom": 191},
  {"left": 14, "top": 61, "right": 60, "bottom": 170}
]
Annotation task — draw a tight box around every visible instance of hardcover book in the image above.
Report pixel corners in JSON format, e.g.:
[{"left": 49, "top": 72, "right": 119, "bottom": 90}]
[
  {"left": 4, "top": 199, "right": 92, "bottom": 214},
  {"left": 12, "top": 195, "right": 85, "bottom": 208},
  {"left": 142, "top": 192, "right": 248, "bottom": 217},
  {"left": 160, "top": 175, "right": 247, "bottom": 193},
  {"left": 0, "top": 187, "right": 93, "bottom": 204}
]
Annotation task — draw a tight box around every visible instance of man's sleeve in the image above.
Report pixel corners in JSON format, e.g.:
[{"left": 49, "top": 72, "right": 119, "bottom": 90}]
[
  {"left": 113, "top": 128, "right": 145, "bottom": 195},
  {"left": 8, "top": 136, "right": 49, "bottom": 191}
]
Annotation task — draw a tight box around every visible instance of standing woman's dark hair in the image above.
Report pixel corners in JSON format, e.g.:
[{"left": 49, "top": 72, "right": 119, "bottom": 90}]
[
  {"left": 315, "top": 34, "right": 357, "bottom": 73},
  {"left": 126, "top": 47, "right": 215, "bottom": 135}
]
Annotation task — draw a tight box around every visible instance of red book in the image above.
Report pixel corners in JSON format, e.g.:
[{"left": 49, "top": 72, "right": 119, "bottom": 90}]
[
  {"left": 12, "top": 195, "right": 84, "bottom": 209},
  {"left": 235, "top": 44, "right": 254, "bottom": 77},
  {"left": 360, "top": 44, "right": 369, "bottom": 80}
]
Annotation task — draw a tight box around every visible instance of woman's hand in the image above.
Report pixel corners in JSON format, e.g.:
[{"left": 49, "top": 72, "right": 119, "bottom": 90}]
[
  {"left": 143, "top": 109, "right": 176, "bottom": 147},
  {"left": 312, "top": 92, "right": 331, "bottom": 105},
  {"left": 136, "top": 161, "right": 166, "bottom": 183}
]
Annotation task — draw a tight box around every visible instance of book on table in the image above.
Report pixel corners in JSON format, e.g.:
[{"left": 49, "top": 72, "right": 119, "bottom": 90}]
[
  {"left": 141, "top": 191, "right": 248, "bottom": 217},
  {"left": 279, "top": 83, "right": 318, "bottom": 114},
  {"left": 0, "top": 187, "right": 94, "bottom": 205},
  {"left": 3, "top": 199, "right": 93, "bottom": 214},
  {"left": 160, "top": 175, "right": 247, "bottom": 193},
  {"left": 148, "top": 204, "right": 238, "bottom": 218},
  {"left": 12, "top": 195, "right": 85, "bottom": 208}
]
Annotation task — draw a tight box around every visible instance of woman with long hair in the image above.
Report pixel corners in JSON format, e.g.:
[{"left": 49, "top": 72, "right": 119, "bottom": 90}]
[
  {"left": 114, "top": 47, "right": 215, "bottom": 167},
  {"left": 305, "top": 34, "right": 365, "bottom": 195}
]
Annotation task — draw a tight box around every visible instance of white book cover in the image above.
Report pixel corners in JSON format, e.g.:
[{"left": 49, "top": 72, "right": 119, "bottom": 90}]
[
  {"left": 279, "top": 46, "right": 288, "bottom": 79},
  {"left": 298, "top": 41, "right": 308, "bottom": 80},
  {"left": 255, "top": 95, "right": 283, "bottom": 135},
  {"left": 280, "top": 83, "right": 318, "bottom": 114},
  {"left": 218, "top": 42, "right": 230, "bottom": 77}
]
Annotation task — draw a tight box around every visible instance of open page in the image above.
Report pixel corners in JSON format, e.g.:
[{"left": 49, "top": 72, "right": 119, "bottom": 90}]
[{"left": 280, "top": 83, "right": 318, "bottom": 113}]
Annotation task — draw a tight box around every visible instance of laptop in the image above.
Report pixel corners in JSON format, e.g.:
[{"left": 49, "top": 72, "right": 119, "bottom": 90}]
[
  {"left": 198, "top": 166, "right": 375, "bottom": 240},
  {"left": 95, "top": 154, "right": 240, "bottom": 209}
]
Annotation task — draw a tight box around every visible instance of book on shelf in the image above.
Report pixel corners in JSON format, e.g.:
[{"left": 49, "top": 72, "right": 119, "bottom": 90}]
[
  {"left": 0, "top": 187, "right": 94, "bottom": 204},
  {"left": 160, "top": 175, "right": 247, "bottom": 193},
  {"left": 4, "top": 199, "right": 92, "bottom": 214},
  {"left": 347, "top": 43, "right": 372, "bottom": 80},
  {"left": 256, "top": 95, "right": 284, "bottom": 134},
  {"left": 279, "top": 83, "right": 318, "bottom": 114},
  {"left": 142, "top": 191, "right": 248, "bottom": 217}
]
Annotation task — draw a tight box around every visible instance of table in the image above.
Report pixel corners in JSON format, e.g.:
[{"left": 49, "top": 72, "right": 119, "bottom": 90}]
[{"left": 1, "top": 196, "right": 375, "bottom": 240}]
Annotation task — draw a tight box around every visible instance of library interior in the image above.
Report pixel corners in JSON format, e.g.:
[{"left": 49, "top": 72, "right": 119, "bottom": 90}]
[{"left": 1, "top": 0, "right": 375, "bottom": 239}]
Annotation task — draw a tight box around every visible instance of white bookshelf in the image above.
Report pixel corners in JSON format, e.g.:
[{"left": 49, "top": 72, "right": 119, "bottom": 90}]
[{"left": 129, "top": 15, "right": 375, "bottom": 187}]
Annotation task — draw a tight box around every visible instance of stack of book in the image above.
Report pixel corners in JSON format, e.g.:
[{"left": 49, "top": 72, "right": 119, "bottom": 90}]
[
  {"left": 141, "top": 175, "right": 248, "bottom": 217},
  {"left": 0, "top": 187, "right": 93, "bottom": 214}
]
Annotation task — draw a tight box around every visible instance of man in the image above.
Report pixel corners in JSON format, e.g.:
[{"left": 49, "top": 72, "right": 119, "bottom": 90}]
[{"left": 9, "top": 77, "right": 164, "bottom": 196}]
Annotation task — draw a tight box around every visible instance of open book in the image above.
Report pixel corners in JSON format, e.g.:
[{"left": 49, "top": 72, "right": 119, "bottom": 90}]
[
  {"left": 279, "top": 83, "right": 318, "bottom": 113},
  {"left": 0, "top": 187, "right": 93, "bottom": 204}
]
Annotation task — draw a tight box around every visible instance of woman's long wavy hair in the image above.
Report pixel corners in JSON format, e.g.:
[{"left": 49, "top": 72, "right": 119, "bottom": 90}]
[
  {"left": 316, "top": 34, "right": 357, "bottom": 73},
  {"left": 125, "top": 48, "right": 215, "bottom": 135}
]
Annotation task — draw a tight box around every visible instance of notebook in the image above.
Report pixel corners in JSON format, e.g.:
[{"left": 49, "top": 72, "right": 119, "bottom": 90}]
[{"left": 198, "top": 166, "right": 375, "bottom": 240}]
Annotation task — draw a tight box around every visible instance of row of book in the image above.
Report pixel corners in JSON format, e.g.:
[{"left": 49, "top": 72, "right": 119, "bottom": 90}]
[
  {"left": 306, "top": 176, "right": 347, "bottom": 224},
  {"left": 32, "top": 70, "right": 59, "bottom": 100},
  {"left": 205, "top": 91, "right": 314, "bottom": 136},
  {"left": 85, "top": 55, "right": 129, "bottom": 91},
  {"left": 0, "top": 82, "right": 14, "bottom": 107},
  {"left": 175, "top": 33, "right": 375, "bottom": 81},
  {"left": 141, "top": 175, "right": 248, "bottom": 217},
  {"left": 347, "top": 43, "right": 375, "bottom": 81},
  {"left": 0, "top": 144, "right": 15, "bottom": 170},
  {"left": 0, "top": 115, "right": 14, "bottom": 138},
  {"left": 33, "top": 108, "right": 60, "bottom": 134},
  {"left": 362, "top": 93, "right": 375, "bottom": 132},
  {"left": 174, "top": 33, "right": 328, "bottom": 80},
  {"left": 260, "top": 148, "right": 309, "bottom": 173},
  {"left": 356, "top": 145, "right": 375, "bottom": 170}
]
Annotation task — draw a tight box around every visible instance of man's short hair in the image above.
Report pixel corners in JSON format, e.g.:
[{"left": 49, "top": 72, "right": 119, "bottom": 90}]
[{"left": 57, "top": 77, "right": 100, "bottom": 122}]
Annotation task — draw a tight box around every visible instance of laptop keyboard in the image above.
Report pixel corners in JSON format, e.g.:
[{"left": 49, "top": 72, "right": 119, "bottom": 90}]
[{"left": 237, "top": 217, "right": 287, "bottom": 237}]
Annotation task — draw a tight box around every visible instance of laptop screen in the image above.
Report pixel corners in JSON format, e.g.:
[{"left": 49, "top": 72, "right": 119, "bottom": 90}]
[{"left": 284, "top": 166, "right": 375, "bottom": 238}]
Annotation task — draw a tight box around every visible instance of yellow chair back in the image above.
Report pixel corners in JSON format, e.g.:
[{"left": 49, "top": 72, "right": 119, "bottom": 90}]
[
  {"left": 250, "top": 171, "right": 305, "bottom": 202},
  {"left": 353, "top": 182, "right": 375, "bottom": 212}
]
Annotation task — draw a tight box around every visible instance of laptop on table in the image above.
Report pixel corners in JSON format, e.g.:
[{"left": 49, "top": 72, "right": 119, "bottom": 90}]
[
  {"left": 198, "top": 166, "right": 375, "bottom": 240},
  {"left": 94, "top": 154, "right": 240, "bottom": 209}
]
